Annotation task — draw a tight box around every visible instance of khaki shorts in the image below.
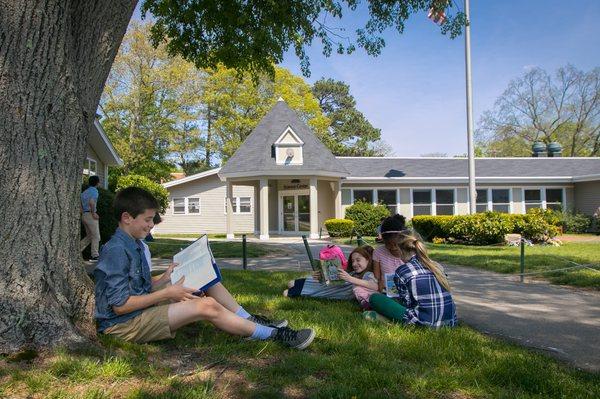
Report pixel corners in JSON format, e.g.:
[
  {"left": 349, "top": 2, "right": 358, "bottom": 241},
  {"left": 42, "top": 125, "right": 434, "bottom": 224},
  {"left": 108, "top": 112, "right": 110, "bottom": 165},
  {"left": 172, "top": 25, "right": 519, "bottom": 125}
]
[{"left": 104, "top": 304, "right": 175, "bottom": 343}]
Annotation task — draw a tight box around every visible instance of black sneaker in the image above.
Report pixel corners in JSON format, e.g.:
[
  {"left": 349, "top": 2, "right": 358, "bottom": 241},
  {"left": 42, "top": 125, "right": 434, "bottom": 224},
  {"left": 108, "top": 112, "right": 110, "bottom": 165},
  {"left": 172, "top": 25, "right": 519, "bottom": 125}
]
[
  {"left": 248, "top": 314, "right": 288, "bottom": 328},
  {"left": 89, "top": 256, "right": 99, "bottom": 262},
  {"left": 271, "top": 326, "right": 315, "bottom": 350}
]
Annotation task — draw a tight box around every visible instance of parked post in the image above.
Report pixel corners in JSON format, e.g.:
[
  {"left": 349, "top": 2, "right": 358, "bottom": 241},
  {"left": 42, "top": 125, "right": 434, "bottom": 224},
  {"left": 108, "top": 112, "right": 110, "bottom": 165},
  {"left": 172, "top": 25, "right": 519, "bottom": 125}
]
[
  {"left": 302, "top": 235, "right": 315, "bottom": 266},
  {"left": 319, "top": 227, "right": 322, "bottom": 239},
  {"left": 242, "top": 234, "right": 247, "bottom": 270},
  {"left": 520, "top": 238, "right": 525, "bottom": 282}
]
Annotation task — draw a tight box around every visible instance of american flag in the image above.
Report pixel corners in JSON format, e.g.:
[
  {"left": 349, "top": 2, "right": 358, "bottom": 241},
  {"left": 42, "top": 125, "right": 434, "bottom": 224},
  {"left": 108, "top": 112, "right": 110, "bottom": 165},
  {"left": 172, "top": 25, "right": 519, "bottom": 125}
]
[{"left": 428, "top": 0, "right": 449, "bottom": 25}]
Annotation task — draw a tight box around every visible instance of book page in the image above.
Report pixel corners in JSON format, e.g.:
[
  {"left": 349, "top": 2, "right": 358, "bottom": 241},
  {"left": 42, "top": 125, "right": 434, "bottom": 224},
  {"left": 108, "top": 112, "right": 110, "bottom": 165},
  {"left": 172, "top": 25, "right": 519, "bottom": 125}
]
[{"left": 170, "top": 235, "right": 218, "bottom": 290}]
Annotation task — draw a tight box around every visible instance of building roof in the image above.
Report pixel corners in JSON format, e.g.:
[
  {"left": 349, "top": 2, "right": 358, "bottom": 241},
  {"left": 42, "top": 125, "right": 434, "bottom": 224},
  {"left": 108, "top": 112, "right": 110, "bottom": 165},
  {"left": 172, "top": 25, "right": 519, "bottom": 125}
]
[
  {"left": 338, "top": 157, "right": 600, "bottom": 183},
  {"left": 218, "top": 99, "right": 350, "bottom": 179},
  {"left": 89, "top": 119, "right": 123, "bottom": 166},
  {"left": 163, "top": 168, "right": 221, "bottom": 188}
]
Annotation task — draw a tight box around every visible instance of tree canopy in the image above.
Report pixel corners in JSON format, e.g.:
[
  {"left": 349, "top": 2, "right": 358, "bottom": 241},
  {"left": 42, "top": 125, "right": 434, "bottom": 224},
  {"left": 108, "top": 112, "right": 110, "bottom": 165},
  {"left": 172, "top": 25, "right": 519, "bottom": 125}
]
[{"left": 477, "top": 65, "right": 600, "bottom": 157}]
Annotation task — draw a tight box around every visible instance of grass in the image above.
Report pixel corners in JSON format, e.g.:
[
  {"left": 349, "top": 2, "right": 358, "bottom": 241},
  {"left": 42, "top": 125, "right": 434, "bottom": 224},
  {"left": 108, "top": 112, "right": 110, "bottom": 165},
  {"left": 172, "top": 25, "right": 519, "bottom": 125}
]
[
  {"left": 336, "top": 237, "right": 600, "bottom": 289},
  {"left": 1, "top": 270, "right": 599, "bottom": 399},
  {"left": 154, "top": 233, "right": 229, "bottom": 239},
  {"left": 147, "top": 239, "right": 273, "bottom": 259}
]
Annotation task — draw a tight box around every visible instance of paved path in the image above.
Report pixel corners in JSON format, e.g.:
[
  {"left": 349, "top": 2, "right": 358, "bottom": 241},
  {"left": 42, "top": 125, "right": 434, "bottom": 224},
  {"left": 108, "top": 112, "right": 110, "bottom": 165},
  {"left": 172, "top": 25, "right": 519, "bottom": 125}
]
[{"left": 86, "top": 241, "right": 600, "bottom": 372}]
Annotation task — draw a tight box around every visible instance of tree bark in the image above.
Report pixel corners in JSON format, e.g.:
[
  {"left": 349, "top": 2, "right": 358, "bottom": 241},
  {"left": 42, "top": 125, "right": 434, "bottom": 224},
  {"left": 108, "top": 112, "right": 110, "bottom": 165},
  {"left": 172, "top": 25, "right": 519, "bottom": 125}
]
[{"left": 0, "top": 0, "right": 137, "bottom": 352}]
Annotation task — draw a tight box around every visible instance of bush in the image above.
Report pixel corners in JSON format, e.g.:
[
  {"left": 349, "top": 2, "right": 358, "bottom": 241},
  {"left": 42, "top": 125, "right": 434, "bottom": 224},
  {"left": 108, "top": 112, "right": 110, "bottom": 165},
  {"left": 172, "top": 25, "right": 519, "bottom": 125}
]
[
  {"left": 411, "top": 216, "right": 454, "bottom": 240},
  {"left": 449, "top": 212, "right": 513, "bottom": 245},
  {"left": 116, "top": 174, "right": 169, "bottom": 213},
  {"left": 556, "top": 210, "right": 592, "bottom": 233},
  {"left": 324, "top": 219, "right": 355, "bottom": 237},
  {"left": 344, "top": 201, "right": 391, "bottom": 236}
]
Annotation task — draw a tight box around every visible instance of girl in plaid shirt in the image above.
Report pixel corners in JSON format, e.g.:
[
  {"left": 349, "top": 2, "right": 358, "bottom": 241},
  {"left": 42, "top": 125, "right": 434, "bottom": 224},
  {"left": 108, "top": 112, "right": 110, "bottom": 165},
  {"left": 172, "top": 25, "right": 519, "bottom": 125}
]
[{"left": 368, "top": 215, "right": 457, "bottom": 328}]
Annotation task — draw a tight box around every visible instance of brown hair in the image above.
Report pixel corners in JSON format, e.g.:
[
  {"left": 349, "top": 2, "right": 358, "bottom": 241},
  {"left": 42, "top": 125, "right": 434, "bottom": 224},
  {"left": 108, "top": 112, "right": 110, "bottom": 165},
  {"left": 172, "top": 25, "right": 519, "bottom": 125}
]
[
  {"left": 347, "top": 245, "right": 374, "bottom": 278},
  {"left": 382, "top": 231, "right": 451, "bottom": 291}
]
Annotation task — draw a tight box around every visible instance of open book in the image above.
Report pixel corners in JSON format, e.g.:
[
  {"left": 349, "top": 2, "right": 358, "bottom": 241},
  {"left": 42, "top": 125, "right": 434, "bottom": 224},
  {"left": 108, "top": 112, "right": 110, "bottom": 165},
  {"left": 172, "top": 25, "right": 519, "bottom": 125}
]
[
  {"left": 170, "top": 235, "right": 221, "bottom": 292},
  {"left": 384, "top": 273, "right": 400, "bottom": 298},
  {"left": 311, "top": 258, "right": 344, "bottom": 285}
]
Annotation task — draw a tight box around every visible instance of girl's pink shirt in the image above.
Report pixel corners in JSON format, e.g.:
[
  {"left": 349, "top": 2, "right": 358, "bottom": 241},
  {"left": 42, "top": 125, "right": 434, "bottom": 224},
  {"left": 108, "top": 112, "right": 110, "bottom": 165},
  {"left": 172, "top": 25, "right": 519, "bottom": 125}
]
[
  {"left": 372, "top": 245, "right": 404, "bottom": 276},
  {"left": 352, "top": 271, "right": 378, "bottom": 306}
]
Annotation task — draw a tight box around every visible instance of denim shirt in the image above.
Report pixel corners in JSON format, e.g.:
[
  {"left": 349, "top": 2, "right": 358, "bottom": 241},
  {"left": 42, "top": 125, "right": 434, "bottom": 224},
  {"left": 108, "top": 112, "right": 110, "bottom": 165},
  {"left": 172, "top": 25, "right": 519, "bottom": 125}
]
[{"left": 94, "top": 228, "right": 152, "bottom": 332}]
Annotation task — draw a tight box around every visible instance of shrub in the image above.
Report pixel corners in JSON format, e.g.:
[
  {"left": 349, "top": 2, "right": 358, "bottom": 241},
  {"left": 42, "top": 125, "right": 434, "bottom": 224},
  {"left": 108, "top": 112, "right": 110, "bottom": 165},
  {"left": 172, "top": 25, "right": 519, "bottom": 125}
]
[
  {"left": 411, "top": 216, "right": 454, "bottom": 240},
  {"left": 556, "top": 210, "right": 592, "bottom": 233},
  {"left": 324, "top": 219, "right": 355, "bottom": 237},
  {"left": 449, "top": 212, "right": 513, "bottom": 245},
  {"left": 344, "top": 201, "right": 390, "bottom": 236},
  {"left": 116, "top": 174, "right": 169, "bottom": 213}
]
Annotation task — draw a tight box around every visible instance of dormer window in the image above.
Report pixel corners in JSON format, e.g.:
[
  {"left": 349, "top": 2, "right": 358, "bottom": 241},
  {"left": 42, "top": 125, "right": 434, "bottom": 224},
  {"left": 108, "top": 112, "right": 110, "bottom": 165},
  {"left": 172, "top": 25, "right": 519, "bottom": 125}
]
[{"left": 273, "top": 126, "right": 304, "bottom": 165}]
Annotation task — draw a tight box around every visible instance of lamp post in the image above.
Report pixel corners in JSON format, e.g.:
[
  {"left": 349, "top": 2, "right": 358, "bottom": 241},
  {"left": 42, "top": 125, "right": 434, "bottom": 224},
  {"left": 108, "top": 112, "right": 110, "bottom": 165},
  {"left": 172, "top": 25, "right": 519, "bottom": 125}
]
[{"left": 464, "top": 0, "right": 476, "bottom": 214}]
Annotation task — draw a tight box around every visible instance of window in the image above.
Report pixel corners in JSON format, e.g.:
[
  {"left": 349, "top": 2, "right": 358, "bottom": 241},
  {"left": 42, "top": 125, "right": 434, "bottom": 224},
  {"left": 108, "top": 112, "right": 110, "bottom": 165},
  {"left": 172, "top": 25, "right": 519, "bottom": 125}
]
[
  {"left": 225, "top": 197, "right": 252, "bottom": 214},
  {"left": 545, "top": 189, "right": 563, "bottom": 211},
  {"left": 476, "top": 189, "right": 488, "bottom": 213},
  {"left": 413, "top": 190, "right": 432, "bottom": 216},
  {"left": 377, "top": 190, "right": 397, "bottom": 215},
  {"left": 187, "top": 198, "right": 200, "bottom": 214},
  {"left": 82, "top": 158, "right": 97, "bottom": 176},
  {"left": 524, "top": 189, "right": 542, "bottom": 212},
  {"left": 436, "top": 189, "right": 454, "bottom": 215},
  {"left": 353, "top": 189, "right": 373, "bottom": 204},
  {"left": 341, "top": 189, "right": 352, "bottom": 205},
  {"left": 173, "top": 198, "right": 185, "bottom": 214},
  {"left": 491, "top": 189, "right": 510, "bottom": 213}
]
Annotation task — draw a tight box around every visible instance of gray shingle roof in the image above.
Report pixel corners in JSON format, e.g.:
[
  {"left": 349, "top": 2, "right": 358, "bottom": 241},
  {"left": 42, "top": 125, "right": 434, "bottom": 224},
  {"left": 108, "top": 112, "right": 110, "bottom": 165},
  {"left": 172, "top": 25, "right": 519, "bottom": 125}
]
[
  {"left": 219, "top": 100, "right": 349, "bottom": 177},
  {"left": 338, "top": 157, "right": 600, "bottom": 178}
]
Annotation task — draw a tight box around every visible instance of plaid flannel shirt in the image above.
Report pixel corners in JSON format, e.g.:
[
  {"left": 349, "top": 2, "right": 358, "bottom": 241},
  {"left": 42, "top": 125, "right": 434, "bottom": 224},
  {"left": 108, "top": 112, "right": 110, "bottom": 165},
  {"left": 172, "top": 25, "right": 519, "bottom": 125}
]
[{"left": 394, "top": 256, "right": 457, "bottom": 328}]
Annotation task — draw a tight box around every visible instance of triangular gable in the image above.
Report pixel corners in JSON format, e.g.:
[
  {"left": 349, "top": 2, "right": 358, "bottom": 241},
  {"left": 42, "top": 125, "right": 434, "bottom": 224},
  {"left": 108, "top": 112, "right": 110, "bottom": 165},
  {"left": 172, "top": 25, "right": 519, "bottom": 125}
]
[{"left": 274, "top": 126, "right": 304, "bottom": 146}]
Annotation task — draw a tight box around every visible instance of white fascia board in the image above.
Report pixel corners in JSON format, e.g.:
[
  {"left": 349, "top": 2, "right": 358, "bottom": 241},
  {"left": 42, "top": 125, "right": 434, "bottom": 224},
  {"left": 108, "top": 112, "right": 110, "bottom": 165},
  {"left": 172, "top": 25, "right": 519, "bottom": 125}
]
[
  {"left": 573, "top": 173, "right": 600, "bottom": 182},
  {"left": 274, "top": 126, "right": 304, "bottom": 145},
  {"left": 163, "top": 168, "right": 221, "bottom": 188},
  {"left": 335, "top": 156, "right": 600, "bottom": 160},
  {"left": 94, "top": 119, "right": 124, "bottom": 166},
  {"left": 343, "top": 176, "right": 575, "bottom": 184},
  {"left": 218, "top": 169, "right": 349, "bottom": 181}
]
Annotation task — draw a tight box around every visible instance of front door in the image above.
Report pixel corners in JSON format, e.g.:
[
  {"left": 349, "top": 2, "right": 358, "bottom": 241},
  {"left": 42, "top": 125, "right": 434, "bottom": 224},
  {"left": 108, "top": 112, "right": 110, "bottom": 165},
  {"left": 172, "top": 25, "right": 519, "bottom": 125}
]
[{"left": 279, "top": 191, "right": 310, "bottom": 233}]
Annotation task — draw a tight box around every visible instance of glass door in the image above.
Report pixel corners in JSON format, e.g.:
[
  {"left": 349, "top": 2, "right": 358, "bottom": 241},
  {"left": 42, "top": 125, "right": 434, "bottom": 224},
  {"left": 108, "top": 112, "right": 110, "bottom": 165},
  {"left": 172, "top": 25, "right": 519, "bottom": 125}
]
[
  {"left": 297, "top": 195, "right": 310, "bottom": 231},
  {"left": 282, "top": 195, "right": 296, "bottom": 231}
]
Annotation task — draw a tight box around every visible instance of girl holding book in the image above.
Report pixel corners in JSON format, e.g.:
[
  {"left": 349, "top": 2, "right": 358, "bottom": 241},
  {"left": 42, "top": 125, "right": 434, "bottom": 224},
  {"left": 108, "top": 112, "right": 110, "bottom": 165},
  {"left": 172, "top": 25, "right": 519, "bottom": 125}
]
[
  {"left": 337, "top": 246, "right": 378, "bottom": 309},
  {"left": 368, "top": 214, "right": 457, "bottom": 328}
]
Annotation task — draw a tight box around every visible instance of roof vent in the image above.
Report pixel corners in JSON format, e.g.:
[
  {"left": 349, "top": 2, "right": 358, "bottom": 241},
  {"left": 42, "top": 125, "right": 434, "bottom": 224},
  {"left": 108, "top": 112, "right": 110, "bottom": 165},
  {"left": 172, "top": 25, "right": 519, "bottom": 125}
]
[
  {"left": 547, "top": 142, "right": 562, "bottom": 157},
  {"left": 532, "top": 142, "right": 547, "bottom": 157}
]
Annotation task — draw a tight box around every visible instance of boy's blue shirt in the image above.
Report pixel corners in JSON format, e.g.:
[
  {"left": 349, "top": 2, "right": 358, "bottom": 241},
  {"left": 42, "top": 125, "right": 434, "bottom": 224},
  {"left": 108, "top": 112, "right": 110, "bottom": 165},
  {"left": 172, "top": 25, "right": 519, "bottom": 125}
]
[
  {"left": 81, "top": 186, "right": 99, "bottom": 212},
  {"left": 94, "top": 227, "right": 153, "bottom": 332}
]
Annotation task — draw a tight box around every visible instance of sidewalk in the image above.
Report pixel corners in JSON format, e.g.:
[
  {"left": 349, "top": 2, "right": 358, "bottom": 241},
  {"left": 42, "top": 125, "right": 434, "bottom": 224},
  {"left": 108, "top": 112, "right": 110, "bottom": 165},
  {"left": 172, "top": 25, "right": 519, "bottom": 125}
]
[{"left": 87, "top": 242, "right": 600, "bottom": 372}]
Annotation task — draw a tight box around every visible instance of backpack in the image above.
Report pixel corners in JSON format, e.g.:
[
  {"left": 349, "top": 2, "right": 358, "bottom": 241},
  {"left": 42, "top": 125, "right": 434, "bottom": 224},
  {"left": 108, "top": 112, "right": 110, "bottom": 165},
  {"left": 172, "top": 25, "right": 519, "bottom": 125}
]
[{"left": 319, "top": 244, "right": 348, "bottom": 270}]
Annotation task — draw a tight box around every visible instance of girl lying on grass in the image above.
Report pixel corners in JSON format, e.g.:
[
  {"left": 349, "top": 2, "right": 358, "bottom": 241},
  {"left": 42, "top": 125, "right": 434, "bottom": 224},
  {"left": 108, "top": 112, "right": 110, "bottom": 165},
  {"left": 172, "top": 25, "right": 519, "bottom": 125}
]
[{"left": 367, "top": 214, "right": 458, "bottom": 328}]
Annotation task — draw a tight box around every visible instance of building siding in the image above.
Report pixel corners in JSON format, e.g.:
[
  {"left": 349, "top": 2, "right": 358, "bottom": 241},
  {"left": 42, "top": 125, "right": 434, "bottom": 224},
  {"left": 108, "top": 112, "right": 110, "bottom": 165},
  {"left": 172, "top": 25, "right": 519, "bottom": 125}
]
[
  {"left": 317, "top": 180, "right": 336, "bottom": 229},
  {"left": 155, "top": 175, "right": 255, "bottom": 234},
  {"left": 574, "top": 181, "right": 600, "bottom": 215},
  {"left": 85, "top": 143, "right": 106, "bottom": 187}
]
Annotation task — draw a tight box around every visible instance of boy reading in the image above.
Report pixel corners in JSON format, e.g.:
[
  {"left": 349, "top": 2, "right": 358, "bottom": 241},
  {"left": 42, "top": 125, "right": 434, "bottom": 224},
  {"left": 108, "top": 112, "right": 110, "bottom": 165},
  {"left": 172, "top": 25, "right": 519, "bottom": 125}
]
[{"left": 94, "top": 187, "right": 315, "bottom": 349}]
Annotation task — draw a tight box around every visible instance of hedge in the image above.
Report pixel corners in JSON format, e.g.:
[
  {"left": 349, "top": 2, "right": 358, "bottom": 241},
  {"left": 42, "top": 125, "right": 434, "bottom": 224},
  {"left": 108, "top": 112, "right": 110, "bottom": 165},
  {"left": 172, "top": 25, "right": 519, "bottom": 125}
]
[
  {"left": 412, "top": 211, "right": 560, "bottom": 245},
  {"left": 344, "top": 201, "right": 390, "bottom": 236},
  {"left": 116, "top": 174, "right": 169, "bottom": 213},
  {"left": 324, "top": 219, "right": 355, "bottom": 237}
]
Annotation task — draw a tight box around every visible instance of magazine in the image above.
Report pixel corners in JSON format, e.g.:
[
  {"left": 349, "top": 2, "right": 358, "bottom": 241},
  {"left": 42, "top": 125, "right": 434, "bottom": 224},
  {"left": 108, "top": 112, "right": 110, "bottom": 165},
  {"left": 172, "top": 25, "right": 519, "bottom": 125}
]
[
  {"left": 384, "top": 273, "right": 399, "bottom": 298},
  {"left": 170, "top": 235, "right": 222, "bottom": 292}
]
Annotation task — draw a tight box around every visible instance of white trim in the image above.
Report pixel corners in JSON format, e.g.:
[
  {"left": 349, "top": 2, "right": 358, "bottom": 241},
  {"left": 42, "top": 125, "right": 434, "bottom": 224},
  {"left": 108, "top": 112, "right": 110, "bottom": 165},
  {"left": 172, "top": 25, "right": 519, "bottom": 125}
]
[
  {"left": 521, "top": 187, "right": 566, "bottom": 212},
  {"left": 163, "top": 168, "right": 221, "bottom": 188},
  {"left": 573, "top": 173, "right": 600, "bottom": 182},
  {"left": 83, "top": 158, "right": 98, "bottom": 176},
  {"left": 343, "top": 176, "right": 575, "bottom": 184},
  {"left": 171, "top": 197, "right": 202, "bottom": 215},
  {"left": 274, "top": 126, "right": 304, "bottom": 145},
  {"left": 223, "top": 196, "right": 254, "bottom": 215},
  {"left": 475, "top": 187, "right": 512, "bottom": 213},
  {"left": 278, "top": 189, "right": 311, "bottom": 233},
  {"left": 93, "top": 119, "right": 123, "bottom": 166},
  {"left": 335, "top": 156, "right": 600, "bottom": 160}
]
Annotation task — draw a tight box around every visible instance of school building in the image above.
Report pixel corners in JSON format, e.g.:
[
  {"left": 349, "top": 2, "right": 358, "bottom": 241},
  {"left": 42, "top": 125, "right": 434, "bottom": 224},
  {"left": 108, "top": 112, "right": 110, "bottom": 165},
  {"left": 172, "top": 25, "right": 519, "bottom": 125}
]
[{"left": 154, "top": 99, "right": 600, "bottom": 239}]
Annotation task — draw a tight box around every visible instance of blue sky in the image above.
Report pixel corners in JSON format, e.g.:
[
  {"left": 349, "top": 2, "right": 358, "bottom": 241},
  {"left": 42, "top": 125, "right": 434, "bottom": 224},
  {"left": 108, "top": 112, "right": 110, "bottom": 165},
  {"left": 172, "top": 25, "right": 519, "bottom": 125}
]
[{"left": 134, "top": 1, "right": 600, "bottom": 156}]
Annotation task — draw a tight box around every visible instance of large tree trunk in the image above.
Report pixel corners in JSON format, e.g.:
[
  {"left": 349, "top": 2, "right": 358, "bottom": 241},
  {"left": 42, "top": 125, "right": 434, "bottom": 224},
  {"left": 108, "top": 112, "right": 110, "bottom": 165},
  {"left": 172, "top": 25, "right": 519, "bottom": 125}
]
[{"left": 0, "top": 0, "right": 137, "bottom": 352}]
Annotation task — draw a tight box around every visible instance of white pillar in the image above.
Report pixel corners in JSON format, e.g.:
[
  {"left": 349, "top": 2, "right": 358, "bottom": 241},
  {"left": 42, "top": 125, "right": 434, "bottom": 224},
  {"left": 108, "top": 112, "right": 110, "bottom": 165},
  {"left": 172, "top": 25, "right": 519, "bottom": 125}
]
[
  {"left": 226, "top": 181, "right": 234, "bottom": 239},
  {"left": 309, "top": 177, "right": 318, "bottom": 239},
  {"left": 259, "top": 178, "right": 269, "bottom": 240},
  {"left": 334, "top": 180, "right": 342, "bottom": 219}
]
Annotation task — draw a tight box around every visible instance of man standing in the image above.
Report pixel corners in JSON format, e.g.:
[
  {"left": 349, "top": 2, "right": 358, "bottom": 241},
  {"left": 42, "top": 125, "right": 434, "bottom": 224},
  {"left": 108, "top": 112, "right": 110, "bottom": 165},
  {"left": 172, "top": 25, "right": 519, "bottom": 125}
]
[{"left": 81, "top": 175, "right": 101, "bottom": 261}]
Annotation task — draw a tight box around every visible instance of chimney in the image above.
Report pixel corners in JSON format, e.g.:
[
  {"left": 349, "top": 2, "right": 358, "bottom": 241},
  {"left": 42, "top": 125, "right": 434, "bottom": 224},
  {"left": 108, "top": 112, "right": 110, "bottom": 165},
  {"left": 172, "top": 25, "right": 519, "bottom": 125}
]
[
  {"left": 531, "top": 142, "right": 547, "bottom": 157},
  {"left": 547, "top": 142, "right": 562, "bottom": 157}
]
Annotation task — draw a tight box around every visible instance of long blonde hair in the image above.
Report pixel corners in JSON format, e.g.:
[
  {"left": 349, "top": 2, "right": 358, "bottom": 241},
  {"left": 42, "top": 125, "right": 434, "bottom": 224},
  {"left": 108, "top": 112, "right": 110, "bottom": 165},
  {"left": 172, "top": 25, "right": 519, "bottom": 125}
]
[{"left": 383, "top": 230, "right": 451, "bottom": 292}]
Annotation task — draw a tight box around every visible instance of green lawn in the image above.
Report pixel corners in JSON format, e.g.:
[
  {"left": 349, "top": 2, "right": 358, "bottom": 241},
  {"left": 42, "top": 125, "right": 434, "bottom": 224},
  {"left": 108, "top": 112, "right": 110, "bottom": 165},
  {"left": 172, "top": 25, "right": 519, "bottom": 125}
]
[
  {"left": 1, "top": 270, "right": 598, "bottom": 399},
  {"left": 147, "top": 239, "right": 272, "bottom": 259},
  {"left": 336, "top": 237, "right": 600, "bottom": 289},
  {"left": 153, "top": 233, "right": 228, "bottom": 239}
]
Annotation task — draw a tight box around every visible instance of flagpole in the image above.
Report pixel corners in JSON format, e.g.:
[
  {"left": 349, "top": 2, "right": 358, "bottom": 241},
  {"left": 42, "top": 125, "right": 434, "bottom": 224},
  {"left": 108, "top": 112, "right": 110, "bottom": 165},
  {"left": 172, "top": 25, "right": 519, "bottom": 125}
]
[{"left": 464, "top": 0, "right": 476, "bottom": 214}]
